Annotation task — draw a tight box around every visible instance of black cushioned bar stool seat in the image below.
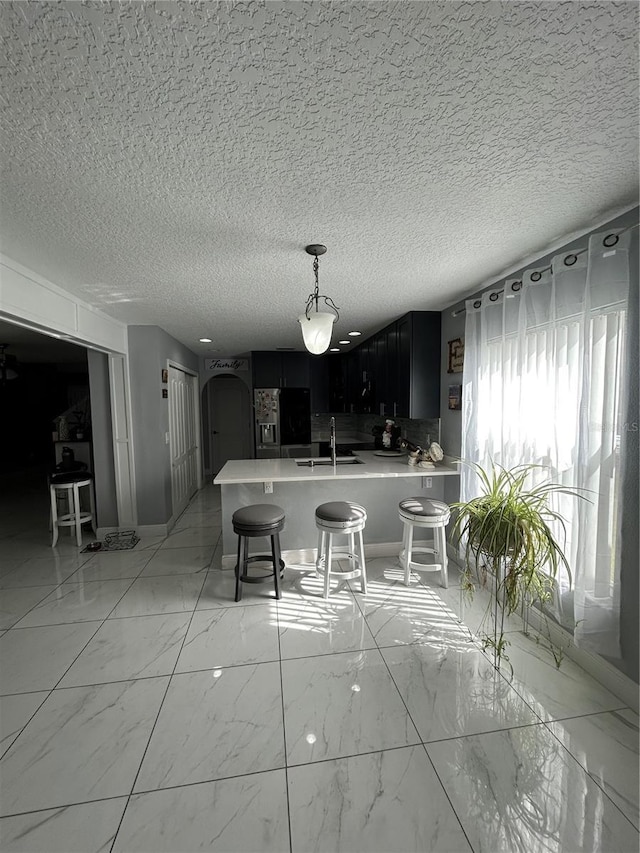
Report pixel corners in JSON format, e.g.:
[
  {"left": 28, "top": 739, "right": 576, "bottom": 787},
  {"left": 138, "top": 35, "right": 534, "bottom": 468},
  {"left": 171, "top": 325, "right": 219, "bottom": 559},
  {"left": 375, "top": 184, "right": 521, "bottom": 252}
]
[{"left": 232, "top": 504, "right": 286, "bottom": 601}]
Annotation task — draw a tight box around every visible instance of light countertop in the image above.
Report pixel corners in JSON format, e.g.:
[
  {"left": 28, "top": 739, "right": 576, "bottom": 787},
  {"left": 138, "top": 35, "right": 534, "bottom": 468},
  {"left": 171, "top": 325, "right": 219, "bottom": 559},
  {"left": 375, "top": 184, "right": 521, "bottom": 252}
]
[{"left": 214, "top": 451, "right": 460, "bottom": 485}]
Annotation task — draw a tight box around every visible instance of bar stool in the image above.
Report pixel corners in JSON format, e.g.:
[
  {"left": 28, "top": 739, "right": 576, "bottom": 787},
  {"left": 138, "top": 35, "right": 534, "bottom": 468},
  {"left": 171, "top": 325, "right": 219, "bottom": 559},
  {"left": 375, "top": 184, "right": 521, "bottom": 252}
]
[
  {"left": 399, "top": 497, "right": 450, "bottom": 588},
  {"left": 233, "top": 504, "right": 285, "bottom": 602},
  {"left": 315, "top": 501, "right": 367, "bottom": 599},
  {"left": 49, "top": 472, "right": 96, "bottom": 548}
]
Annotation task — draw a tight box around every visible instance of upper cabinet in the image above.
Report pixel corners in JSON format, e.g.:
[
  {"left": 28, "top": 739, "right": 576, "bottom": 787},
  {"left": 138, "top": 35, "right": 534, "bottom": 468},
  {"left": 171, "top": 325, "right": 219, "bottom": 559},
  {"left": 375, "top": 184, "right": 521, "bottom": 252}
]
[
  {"left": 394, "top": 311, "right": 441, "bottom": 419},
  {"left": 368, "top": 312, "right": 441, "bottom": 419},
  {"left": 251, "top": 352, "right": 310, "bottom": 388},
  {"left": 251, "top": 309, "right": 440, "bottom": 418}
]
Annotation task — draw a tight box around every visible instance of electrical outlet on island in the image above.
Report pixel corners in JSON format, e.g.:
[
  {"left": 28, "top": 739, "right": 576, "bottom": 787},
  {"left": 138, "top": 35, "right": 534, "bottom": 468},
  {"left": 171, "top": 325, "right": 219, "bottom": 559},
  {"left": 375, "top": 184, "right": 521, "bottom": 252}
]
[
  {"left": 263, "top": 481, "right": 273, "bottom": 494},
  {"left": 422, "top": 476, "right": 433, "bottom": 489}
]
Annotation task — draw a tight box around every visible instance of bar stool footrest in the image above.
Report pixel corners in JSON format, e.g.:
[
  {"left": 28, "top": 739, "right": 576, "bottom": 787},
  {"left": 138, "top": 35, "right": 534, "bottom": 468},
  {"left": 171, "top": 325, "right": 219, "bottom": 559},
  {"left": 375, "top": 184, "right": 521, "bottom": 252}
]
[{"left": 237, "top": 554, "right": 285, "bottom": 583}]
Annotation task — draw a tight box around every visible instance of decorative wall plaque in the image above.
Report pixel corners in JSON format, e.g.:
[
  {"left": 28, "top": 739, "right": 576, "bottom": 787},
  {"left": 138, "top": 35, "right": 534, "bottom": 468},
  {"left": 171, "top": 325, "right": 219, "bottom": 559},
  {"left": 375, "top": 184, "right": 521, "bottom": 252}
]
[{"left": 447, "top": 338, "right": 464, "bottom": 374}]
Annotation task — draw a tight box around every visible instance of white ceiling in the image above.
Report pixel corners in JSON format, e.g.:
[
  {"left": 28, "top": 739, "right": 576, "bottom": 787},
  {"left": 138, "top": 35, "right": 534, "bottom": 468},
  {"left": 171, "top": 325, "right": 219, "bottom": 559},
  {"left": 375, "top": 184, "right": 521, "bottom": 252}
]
[{"left": 1, "top": 1, "right": 638, "bottom": 357}]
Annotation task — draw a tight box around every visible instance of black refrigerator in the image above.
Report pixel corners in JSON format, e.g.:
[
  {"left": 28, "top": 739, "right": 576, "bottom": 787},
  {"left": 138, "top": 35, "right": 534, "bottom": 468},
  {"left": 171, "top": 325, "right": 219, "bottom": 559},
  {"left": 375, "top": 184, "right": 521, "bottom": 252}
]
[{"left": 254, "top": 387, "right": 311, "bottom": 458}]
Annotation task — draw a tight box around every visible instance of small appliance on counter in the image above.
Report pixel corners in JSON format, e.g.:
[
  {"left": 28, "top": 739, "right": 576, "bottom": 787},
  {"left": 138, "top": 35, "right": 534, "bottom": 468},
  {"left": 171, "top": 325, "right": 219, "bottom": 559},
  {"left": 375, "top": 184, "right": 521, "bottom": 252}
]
[{"left": 254, "top": 387, "right": 311, "bottom": 458}]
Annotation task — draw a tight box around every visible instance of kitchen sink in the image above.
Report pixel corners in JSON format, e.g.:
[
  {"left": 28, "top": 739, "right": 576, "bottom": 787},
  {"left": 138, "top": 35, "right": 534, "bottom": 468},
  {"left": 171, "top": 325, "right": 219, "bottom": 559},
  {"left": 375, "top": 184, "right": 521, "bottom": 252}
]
[{"left": 295, "top": 457, "right": 364, "bottom": 467}]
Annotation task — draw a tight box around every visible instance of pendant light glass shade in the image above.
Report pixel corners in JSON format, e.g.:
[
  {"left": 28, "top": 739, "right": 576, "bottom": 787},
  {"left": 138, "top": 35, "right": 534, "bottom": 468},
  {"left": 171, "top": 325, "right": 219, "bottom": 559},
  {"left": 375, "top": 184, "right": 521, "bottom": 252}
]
[
  {"left": 298, "top": 311, "right": 336, "bottom": 355},
  {"left": 299, "top": 244, "right": 339, "bottom": 355}
]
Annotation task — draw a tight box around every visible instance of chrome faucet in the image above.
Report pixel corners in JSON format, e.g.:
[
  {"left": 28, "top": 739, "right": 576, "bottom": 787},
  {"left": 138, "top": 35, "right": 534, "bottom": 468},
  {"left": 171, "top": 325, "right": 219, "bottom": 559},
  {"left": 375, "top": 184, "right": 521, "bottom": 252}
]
[{"left": 329, "top": 416, "right": 337, "bottom": 467}]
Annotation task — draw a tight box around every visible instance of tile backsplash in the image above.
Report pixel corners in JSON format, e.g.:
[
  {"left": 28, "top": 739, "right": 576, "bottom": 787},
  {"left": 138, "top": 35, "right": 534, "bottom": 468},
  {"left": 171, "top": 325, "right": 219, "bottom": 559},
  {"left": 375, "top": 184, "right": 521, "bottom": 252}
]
[{"left": 311, "top": 412, "right": 441, "bottom": 451}]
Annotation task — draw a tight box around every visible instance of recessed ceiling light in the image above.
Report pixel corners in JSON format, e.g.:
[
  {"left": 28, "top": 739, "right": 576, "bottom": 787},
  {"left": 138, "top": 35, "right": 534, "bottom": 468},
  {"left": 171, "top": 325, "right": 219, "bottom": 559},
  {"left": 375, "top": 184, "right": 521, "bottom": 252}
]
[
  {"left": 348, "top": 330, "right": 362, "bottom": 337},
  {"left": 329, "top": 347, "right": 340, "bottom": 352},
  {"left": 199, "top": 338, "right": 212, "bottom": 343},
  {"left": 339, "top": 340, "right": 350, "bottom": 345}
]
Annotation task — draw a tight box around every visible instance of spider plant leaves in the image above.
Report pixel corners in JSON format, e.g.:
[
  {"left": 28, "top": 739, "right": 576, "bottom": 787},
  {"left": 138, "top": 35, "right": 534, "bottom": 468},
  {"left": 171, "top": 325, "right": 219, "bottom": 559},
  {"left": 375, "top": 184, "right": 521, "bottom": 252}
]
[{"left": 451, "top": 461, "right": 589, "bottom": 666}]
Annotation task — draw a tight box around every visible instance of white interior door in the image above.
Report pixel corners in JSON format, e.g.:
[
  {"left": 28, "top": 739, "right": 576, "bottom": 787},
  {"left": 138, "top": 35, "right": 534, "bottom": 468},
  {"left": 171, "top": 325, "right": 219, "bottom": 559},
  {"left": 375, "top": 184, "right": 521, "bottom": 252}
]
[{"left": 168, "top": 365, "right": 198, "bottom": 517}]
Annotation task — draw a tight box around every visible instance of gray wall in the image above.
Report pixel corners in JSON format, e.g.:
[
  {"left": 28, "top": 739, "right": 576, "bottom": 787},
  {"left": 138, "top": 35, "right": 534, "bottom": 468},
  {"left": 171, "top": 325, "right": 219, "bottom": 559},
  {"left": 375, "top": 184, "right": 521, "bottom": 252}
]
[
  {"left": 439, "top": 207, "right": 639, "bottom": 684},
  {"left": 87, "top": 350, "right": 118, "bottom": 528},
  {"left": 128, "top": 326, "right": 199, "bottom": 526}
]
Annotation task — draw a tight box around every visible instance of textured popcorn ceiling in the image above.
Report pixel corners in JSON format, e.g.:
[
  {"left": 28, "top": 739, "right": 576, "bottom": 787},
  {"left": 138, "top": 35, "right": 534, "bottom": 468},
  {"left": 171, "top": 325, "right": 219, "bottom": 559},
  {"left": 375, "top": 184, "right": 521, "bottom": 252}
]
[{"left": 0, "top": 1, "right": 638, "bottom": 355}]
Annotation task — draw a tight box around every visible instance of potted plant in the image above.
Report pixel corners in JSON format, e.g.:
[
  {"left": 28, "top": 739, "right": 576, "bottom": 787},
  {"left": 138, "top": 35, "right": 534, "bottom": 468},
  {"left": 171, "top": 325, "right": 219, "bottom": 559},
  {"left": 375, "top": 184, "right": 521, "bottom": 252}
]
[{"left": 451, "top": 462, "right": 585, "bottom": 670}]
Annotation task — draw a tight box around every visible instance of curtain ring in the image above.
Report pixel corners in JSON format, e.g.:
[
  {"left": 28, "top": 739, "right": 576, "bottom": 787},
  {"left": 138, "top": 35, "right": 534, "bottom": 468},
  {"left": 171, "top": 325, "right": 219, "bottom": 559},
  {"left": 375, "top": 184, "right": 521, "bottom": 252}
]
[
  {"left": 564, "top": 254, "right": 577, "bottom": 266},
  {"left": 473, "top": 300, "right": 482, "bottom": 309},
  {"left": 511, "top": 281, "right": 522, "bottom": 292},
  {"left": 603, "top": 233, "right": 619, "bottom": 248},
  {"left": 530, "top": 271, "right": 542, "bottom": 282},
  {"left": 489, "top": 292, "right": 499, "bottom": 302}
]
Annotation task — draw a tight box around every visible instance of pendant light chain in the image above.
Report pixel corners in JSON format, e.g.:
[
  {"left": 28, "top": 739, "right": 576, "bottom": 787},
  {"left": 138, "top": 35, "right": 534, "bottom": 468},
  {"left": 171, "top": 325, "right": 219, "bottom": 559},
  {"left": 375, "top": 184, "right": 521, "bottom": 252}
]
[{"left": 303, "top": 249, "right": 339, "bottom": 320}]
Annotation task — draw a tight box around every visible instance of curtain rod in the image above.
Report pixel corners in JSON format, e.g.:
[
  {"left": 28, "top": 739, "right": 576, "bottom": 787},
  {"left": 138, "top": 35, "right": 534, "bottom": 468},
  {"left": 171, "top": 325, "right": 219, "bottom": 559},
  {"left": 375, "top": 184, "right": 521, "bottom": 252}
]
[{"left": 450, "top": 222, "right": 638, "bottom": 318}]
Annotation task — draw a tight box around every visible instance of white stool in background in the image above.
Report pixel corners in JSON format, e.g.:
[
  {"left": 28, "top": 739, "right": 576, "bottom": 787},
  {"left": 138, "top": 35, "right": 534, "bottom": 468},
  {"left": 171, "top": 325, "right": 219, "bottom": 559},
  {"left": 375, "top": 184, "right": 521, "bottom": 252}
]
[
  {"left": 399, "top": 497, "right": 450, "bottom": 587},
  {"left": 49, "top": 473, "right": 95, "bottom": 548},
  {"left": 315, "top": 501, "right": 367, "bottom": 599}
]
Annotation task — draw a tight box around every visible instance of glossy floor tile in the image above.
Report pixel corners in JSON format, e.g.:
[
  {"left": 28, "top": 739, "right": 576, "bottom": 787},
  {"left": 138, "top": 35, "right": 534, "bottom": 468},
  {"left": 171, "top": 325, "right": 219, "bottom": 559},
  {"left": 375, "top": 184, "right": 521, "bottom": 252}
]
[
  {"left": 282, "top": 648, "right": 421, "bottom": 765},
  {"left": 278, "top": 594, "right": 378, "bottom": 659},
  {"left": 175, "top": 603, "right": 279, "bottom": 671},
  {"left": 138, "top": 544, "right": 213, "bottom": 576},
  {"left": 288, "top": 746, "right": 472, "bottom": 852},
  {"left": 381, "top": 640, "right": 540, "bottom": 741},
  {"left": 0, "top": 584, "right": 56, "bottom": 629},
  {"left": 0, "top": 481, "right": 637, "bottom": 853},
  {"left": 0, "top": 798, "right": 128, "bottom": 852},
  {"left": 114, "top": 771, "right": 289, "bottom": 853},
  {"left": 0, "top": 677, "right": 168, "bottom": 816},
  {"left": 427, "top": 725, "right": 640, "bottom": 852},
  {"left": 547, "top": 708, "right": 639, "bottom": 829},
  {"left": 58, "top": 612, "right": 191, "bottom": 687},
  {"left": 504, "top": 630, "right": 627, "bottom": 721},
  {"left": 108, "top": 573, "right": 205, "bottom": 618},
  {"left": 0, "top": 621, "right": 102, "bottom": 694},
  {"left": 67, "top": 549, "right": 154, "bottom": 582},
  {"left": 13, "top": 577, "right": 134, "bottom": 628},
  {"left": 0, "top": 691, "right": 49, "bottom": 757},
  {"left": 0, "top": 554, "right": 88, "bottom": 588},
  {"left": 134, "top": 664, "right": 285, "bottom": 790}
]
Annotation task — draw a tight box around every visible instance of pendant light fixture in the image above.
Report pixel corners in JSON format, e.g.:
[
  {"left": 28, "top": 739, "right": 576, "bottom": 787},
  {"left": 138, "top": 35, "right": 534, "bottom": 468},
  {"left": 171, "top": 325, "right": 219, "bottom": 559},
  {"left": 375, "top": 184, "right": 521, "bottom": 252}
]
[{"left": 298, "top": 244, "right": 339, "bottom": 355}]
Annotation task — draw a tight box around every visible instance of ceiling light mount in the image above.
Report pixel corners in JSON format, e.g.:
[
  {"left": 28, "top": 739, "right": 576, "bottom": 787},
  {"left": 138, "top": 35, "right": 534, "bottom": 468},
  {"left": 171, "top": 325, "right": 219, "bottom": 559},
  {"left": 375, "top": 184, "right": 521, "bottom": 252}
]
[{"left": 298, "top": 244, "right": 340, "bottom": 356}]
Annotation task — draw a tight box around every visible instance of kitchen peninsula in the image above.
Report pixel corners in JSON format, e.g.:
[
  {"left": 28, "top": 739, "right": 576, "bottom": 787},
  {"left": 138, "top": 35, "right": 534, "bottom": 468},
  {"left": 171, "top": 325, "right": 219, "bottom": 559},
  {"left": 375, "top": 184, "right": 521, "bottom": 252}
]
[{"left": 214, "top": 451, "right": 460, "bottom": 568}]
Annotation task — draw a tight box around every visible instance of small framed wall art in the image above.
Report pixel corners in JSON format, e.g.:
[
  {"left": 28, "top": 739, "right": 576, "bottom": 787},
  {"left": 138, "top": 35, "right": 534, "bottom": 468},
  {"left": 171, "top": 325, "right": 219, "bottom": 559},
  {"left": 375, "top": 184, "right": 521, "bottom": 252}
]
[
  {"left": 447, "top": 338, "right": 464, "bottom": 374},
  {"left": 448, "top": 385, "right": 462, "bottom": 410}
]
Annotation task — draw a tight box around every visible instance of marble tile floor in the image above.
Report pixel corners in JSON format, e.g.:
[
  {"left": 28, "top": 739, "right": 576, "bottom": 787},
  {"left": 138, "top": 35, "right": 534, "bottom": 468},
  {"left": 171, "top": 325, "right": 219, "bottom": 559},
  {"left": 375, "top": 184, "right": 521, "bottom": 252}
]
[{"left": 0, "top": 483, "right": 638, "bottom": 852}]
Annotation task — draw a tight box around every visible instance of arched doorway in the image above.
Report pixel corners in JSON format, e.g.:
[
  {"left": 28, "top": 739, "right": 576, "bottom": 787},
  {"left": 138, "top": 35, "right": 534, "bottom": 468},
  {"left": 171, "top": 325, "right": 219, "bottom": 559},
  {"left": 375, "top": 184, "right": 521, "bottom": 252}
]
[{"left": 203, "top": 374, "right": 252, "bottom": 477}]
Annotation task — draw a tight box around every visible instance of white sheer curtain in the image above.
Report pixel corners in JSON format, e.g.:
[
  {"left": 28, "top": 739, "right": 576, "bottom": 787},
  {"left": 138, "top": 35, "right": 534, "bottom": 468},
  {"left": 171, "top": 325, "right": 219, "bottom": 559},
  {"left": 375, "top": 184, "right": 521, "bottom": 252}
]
[{"left": 461, "top": 229, "right": 631, "bottom": 657}]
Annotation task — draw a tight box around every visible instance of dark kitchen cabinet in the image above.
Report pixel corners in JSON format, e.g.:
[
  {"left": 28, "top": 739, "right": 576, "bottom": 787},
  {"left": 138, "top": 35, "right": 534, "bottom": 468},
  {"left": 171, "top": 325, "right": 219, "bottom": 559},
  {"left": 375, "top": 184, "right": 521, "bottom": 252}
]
[
  {"left": 309, "top": 355, "right": 330, "bottom": 413},
  {"left": 356, "top": 312, "right": 441, "bottom": 419},
  {"left": 328, "top": 354, "right": 347, "bottom": 412},
  {"left": 251, "top": 352, "right": 310, "bottom": 388},
  {"left": 393, "top": 311, "right": 441, "bottom": 418}
]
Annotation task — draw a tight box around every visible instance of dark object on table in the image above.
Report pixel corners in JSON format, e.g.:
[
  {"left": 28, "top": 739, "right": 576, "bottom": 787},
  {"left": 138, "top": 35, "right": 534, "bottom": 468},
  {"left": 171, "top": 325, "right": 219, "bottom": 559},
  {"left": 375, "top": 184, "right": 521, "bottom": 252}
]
[{"left": 55, "top": 446, "right": 88, "bottom": 474}]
